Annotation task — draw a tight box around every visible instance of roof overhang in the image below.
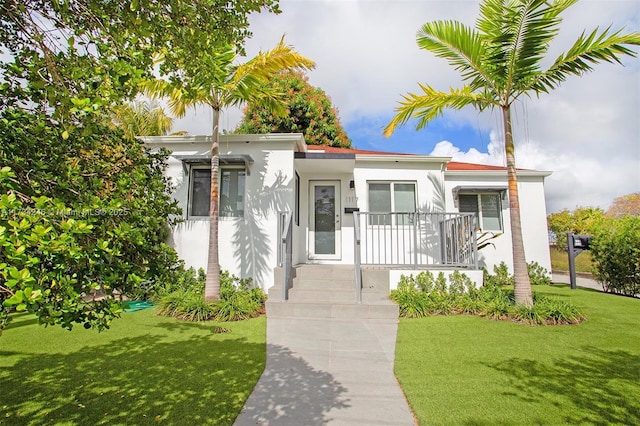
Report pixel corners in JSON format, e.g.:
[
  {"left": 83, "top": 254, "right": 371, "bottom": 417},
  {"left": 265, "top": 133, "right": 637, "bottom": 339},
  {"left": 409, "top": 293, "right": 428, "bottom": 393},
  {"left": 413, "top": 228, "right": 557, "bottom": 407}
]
[
  {"left": 173, "top": 153, "right": 254, "bottom": 174},
  {"left": 139, "top": 133, "right": 306, "bottom": 151},
  {"left": 294, "top": 152, "right": 355, "bottom": 174},
  {"left": 356, "top": 154, "right": 451, "bottom": 164},
  {"left": 446, "top": 170, "right": 552, "bottom": 178}
]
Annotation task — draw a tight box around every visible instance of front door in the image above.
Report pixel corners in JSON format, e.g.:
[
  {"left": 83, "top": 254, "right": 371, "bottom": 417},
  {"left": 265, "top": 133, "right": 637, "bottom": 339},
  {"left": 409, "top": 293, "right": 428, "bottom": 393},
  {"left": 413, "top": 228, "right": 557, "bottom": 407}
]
[{"left": 309, "top": 181, "right": 341, "bottom": 260}]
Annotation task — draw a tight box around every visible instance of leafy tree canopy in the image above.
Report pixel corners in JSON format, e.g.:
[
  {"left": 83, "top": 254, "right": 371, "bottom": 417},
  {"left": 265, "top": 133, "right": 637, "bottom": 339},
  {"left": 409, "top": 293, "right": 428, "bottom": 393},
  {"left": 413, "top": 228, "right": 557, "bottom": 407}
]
[
  {"left": 0, "top": 108, "right": 181, "bottom": 331},
  {"left": 547, "top": 207, "right": 606, "bottom": 248},
  {"left": 111, "top": 100, "right": 174, "bottom": 138},
  {"left": 236, "top": 71, "right": 351, "bottom": 147},
  {"left": 0, "top": 0, "right": 281, "bottom": 116},
  {"left": 0, "top": 0, "right": 281, "bottom": 331},
  {"left": 606, "top": 192, "right": 640, "bottom": 218}
]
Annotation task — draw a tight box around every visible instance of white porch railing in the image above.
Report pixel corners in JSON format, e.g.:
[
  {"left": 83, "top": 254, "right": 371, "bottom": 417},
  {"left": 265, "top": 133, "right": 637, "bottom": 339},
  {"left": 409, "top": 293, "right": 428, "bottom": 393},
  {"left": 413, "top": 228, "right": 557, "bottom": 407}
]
[
  {"left": 353, "top": 211, "right": 478, "bottom": 267},
  {"left": 352, "top": 211, "right": 478, "bottom": 299},
  {"left": 277, "top": 211, "right": 293, "bottom": 301},
  {"left": 277, "top": 210, "right": 478, "bottom": 303}
]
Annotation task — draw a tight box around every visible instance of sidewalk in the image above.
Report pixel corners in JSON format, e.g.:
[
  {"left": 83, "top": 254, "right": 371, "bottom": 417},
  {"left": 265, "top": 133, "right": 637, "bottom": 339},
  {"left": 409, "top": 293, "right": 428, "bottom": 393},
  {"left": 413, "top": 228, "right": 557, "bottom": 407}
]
[
  {"left": 551, "top": 272, "right": 603, "bottom": 292},
  {"left": 234, "top": 316, "right": 415, "bottom": 426}
]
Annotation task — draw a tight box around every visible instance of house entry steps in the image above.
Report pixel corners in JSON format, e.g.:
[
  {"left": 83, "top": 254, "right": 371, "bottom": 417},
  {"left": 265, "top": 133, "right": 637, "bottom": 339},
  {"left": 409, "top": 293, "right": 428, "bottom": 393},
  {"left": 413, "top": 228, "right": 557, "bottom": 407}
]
[
  {"left": 234, "top": 265, "right": 414, "bottom": 424},
  {"left": 266, "top": 265, "right": 399, "bottom": 320}
]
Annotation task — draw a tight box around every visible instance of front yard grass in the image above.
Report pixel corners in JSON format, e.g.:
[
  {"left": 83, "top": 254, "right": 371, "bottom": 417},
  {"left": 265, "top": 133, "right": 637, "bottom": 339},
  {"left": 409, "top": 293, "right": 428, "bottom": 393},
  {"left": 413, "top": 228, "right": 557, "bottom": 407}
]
[
  {"left": 395, "top": 285, "right": 640, "bottom": 425},
  {"left": 0, "top": 310, "right": 266, "bottom": 425},
  {"left": 550, "top": 246, "right": 593, "bottom": 273}
]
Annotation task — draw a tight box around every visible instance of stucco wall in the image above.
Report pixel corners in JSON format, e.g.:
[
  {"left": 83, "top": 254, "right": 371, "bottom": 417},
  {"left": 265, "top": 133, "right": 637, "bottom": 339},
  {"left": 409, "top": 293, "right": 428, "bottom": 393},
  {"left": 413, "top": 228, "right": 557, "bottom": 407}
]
[
  {"left": 444, "top": 171, "right": 552, "bottom": 274},
  {"left": 147, "top": 135, "right": 298, "bottom": 290}
]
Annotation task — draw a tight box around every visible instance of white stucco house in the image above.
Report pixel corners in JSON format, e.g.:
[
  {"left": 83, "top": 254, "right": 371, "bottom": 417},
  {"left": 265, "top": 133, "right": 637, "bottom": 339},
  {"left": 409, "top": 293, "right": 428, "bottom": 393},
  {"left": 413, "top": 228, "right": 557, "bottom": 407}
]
[{"left": 142, "top": 133, "right": 551, "bottom": 303}]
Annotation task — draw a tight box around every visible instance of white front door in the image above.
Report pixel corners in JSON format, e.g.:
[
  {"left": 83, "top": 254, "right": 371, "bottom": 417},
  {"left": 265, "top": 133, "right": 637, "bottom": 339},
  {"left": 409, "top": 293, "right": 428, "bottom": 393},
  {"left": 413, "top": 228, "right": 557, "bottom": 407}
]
[{"left": 309, "top": 181, "right": 341, "bottom": 260}]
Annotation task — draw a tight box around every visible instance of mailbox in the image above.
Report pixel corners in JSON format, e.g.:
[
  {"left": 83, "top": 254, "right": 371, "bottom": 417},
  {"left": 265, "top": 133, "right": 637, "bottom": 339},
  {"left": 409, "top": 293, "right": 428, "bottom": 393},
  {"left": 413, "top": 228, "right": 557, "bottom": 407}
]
[{"left": 573, "top": 235, "right": 592, "bottom": 249}]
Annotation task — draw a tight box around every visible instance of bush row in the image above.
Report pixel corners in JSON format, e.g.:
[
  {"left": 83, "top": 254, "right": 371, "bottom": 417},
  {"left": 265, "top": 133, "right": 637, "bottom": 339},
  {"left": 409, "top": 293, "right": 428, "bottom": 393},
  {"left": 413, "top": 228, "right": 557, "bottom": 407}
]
[{"left": 390, "top": 269, "right": 584, "bottom": 325}]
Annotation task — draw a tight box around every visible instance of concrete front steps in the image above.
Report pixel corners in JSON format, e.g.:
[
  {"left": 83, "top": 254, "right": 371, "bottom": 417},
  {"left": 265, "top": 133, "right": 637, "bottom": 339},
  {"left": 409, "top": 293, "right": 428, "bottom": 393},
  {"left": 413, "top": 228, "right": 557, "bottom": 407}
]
[{"left": 266, "top": 265, "right": 399, "bottom": 319}]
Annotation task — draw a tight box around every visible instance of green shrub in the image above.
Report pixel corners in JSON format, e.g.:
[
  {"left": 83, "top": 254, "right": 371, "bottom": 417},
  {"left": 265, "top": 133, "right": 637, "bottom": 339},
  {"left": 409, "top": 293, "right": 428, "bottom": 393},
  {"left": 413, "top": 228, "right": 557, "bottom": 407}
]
[
  {"left": 156, "top": 270, "right": 266, "bottom": 322},
  {"left": 535, "top": 296, "right": 586, "bottom": 325},
  {"left": 393, "top": 269, "right": 584, "bottom": 325},
  {"left": 390, "top": 278, "right": 430, "bottom": 318},
  {"left": 483, "top": 261, "right": 552, "bottom": 286},
  {"left": 483, "top": 262, "right": 515, "bottom": 286},
  {"left": 527, "top": 261, "right": 552, "bottom": 286},
  {"left": 591, "top": 216, "right": 640, "bottom": 297},
  {"left": 414, "top": 271, "right": 435, "bottom": 292}
]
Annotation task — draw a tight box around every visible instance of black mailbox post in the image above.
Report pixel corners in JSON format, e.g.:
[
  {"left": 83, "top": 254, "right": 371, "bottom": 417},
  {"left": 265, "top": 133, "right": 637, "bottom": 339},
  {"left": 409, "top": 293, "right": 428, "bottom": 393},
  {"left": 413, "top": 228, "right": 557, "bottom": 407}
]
[{"left": 567, "top": 233, "right": 591, "bottom": 290}]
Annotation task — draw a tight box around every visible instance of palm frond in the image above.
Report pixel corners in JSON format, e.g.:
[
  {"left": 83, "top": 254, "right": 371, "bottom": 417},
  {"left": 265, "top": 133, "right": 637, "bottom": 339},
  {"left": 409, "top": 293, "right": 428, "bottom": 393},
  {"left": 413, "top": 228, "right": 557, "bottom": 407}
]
[
  {"left": 532, "top": 27, "right": 640, "bottom": 94},
  {"left": 417, "top": 21, "right": 494, "bottom": 92},
  {"left": 234, "top": 36, "right": 315, "bottom": 84},
  {"left": 384, "top": 85, "right": 493, "bottom": 137}
]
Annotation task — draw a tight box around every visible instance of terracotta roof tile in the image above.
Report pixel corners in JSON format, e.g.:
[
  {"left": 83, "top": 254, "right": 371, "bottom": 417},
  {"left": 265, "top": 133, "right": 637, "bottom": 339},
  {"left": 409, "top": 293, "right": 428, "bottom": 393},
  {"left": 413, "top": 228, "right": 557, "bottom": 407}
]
[{"left": 446, "top": 161, "right": 507, "bottom": 171}]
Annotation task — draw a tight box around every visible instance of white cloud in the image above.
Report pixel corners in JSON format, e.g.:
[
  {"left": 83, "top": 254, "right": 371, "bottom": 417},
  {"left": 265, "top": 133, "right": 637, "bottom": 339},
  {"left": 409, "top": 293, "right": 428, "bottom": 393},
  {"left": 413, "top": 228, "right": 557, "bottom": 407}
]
[{"left": 174, "top": 0, "right": 640, "bottom": 213}]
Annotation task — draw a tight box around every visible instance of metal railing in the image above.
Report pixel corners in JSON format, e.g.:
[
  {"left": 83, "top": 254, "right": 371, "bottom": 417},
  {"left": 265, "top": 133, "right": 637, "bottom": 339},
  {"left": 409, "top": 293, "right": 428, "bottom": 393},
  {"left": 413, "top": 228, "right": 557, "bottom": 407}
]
[
  {"left": 277, "top": 211, "right": 293, "bottom": 301},
  {"left": 353, "top": 211, "right": 478, "bottom": 268}
]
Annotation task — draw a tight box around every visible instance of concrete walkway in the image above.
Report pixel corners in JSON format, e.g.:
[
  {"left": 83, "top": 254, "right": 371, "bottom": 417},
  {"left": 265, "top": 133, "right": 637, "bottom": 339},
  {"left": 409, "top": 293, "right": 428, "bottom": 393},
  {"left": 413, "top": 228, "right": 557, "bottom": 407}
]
[
  {"left": 234, "top": 316, "right": 415, "bottom": 426},
  {"left": 551, "top": 272, "right": 603, "bottom": 291}
]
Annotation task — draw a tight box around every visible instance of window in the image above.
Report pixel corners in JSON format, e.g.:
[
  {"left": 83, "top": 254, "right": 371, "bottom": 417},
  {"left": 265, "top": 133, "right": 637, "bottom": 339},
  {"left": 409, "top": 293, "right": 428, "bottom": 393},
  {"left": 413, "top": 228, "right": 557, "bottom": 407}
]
[
  {"left": 458, "top": 193, "right": 502, "bottom": 231},
  {"left": 368, "top": 182, "right": 416, "bottom": 225},
  {"left": 190, "top": 168, "right": 211, "bottom": 217},
  {"left": 189, "top": 167, "right": 245, "bottom": 218}
]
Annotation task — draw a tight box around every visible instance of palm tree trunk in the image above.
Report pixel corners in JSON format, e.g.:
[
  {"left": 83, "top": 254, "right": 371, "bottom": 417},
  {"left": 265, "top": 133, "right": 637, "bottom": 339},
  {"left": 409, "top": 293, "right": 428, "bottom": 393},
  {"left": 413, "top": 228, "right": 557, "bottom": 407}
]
[
  {"left": 502, "top": 105, "right": 533, "bottom": 307},
  {"left": 205, "top": 107, "right": 221, "bottom": 302}
]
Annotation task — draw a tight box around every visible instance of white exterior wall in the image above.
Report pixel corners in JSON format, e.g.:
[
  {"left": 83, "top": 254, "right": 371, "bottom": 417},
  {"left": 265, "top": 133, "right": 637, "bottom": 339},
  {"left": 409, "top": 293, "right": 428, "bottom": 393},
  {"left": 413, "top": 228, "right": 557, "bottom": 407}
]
[
  {"left": 294, "top": 157, "right": 448, "bottom": 266},
  {"left": 145, "top": 135, "right": 300, "bottom": 290},
  {"left": 145, "top": 134, "right": 552, "bottom": 293},
  {"left": 444, "top": 171, "right": 552, "bottom": 274}
]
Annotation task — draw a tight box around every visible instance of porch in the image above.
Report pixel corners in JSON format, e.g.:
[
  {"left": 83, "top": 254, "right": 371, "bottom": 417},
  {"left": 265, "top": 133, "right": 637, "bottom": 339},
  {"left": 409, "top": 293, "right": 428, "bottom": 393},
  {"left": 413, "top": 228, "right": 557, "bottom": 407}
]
[{"left": 271, "top": 211, "right": 480, "bottom": 311}]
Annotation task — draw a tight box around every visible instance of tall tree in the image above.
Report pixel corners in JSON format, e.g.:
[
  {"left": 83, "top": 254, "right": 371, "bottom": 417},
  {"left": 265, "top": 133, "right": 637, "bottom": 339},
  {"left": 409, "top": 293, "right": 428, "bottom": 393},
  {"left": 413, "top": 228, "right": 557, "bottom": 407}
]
[
  {"left": 146, "top": 38, "right": 315, "bottom": 301},
  {"left": 1, "top": 0, "right": 281, "bottom": 116},
  {"left": 111, "top": 100, "right": 174, "bottom": 138},
  {"left": 606, "top": 193, "right": 640, "bottom": 218},
  {"left": 236, "top": 70, "right": 351, "bottom": 147},
  {"left": 383, "top": 0, "right": 640, "bottom": 306},
  {"left": 0, "top": 0, "right": 280, "bottom": 330}
]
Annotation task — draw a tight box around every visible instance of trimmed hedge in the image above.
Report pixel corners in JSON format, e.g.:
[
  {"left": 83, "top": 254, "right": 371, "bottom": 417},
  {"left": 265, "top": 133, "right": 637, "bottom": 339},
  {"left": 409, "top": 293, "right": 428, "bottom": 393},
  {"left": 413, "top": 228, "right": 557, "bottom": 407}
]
[{"left": 591, "top": 216, "right": 640, "bottom": 297}]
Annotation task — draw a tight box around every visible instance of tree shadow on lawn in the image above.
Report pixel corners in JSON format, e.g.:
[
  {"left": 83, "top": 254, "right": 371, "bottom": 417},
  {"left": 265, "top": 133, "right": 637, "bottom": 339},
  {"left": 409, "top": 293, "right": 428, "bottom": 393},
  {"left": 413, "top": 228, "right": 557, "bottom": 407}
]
[
  {"left": 0, "top": 323, "right": 344, "bottom": 425},
  {"left": 488, "top": 346, "right": 640, "bottom": 425},
  {"left": 0, "top": 323, "right": 349, "bottom": 426},
  {"left": 1, "top": 332, "right": 263, "bottom": 425}
]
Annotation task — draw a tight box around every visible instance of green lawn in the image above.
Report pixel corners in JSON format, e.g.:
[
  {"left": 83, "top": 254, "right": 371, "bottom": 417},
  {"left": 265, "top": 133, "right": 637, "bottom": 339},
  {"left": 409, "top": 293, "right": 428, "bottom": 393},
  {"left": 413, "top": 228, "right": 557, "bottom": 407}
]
[
  {"left": 0, "top": 309, "right": 266, "bottom": 425},
  {"left": 395, "top": 285, "right": 640, "bottom": 425},
  {"left": 550, "top": 246, "right": 593, "bottom": 273},
  {"left": 3, "top": 287, "right": 638, "bottom": 426}
]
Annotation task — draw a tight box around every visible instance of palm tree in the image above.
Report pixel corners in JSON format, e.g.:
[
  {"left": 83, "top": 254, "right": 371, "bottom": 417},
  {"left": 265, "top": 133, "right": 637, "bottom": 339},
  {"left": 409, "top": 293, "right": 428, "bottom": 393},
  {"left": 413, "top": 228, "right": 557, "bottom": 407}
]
[
  {"left": 147, "top": 37, "right": 315, "bottom": 301},
  {"left": 384, "top": 0, "right": 639, "bottom": 306},
  {"left": 111, "top": 100, "right": 173, "bottom": 138}
]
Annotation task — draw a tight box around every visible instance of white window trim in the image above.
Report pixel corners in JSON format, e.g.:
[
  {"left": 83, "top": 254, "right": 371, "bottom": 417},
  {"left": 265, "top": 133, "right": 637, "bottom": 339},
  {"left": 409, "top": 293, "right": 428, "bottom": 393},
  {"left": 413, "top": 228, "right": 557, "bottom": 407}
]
[
  {"left": 187, "top": 165, "right": 246, "bottom": 219},
  {"left": 458, "top": 192, "right": 503, "bottom": 232},
  {"left": 367, "top": 181, "right": 417, "bottom": 226}
]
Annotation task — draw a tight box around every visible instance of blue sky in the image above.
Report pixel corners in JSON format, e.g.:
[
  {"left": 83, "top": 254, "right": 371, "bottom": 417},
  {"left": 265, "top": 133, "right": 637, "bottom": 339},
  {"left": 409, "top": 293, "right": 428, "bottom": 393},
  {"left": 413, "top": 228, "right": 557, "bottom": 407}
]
[
  {"left": 345, "top": 113, "right": 491, "bottom": 155},
  {"left": 176, "top": 0, "right": 640, "bottom": 213}
]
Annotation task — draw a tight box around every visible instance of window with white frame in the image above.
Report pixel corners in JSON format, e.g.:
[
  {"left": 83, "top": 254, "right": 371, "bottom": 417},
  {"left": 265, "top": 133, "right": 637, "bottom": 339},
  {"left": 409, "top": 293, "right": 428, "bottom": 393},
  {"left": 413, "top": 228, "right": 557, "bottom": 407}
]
[
  {"left": 458, "top": 193, "right": 502, "bottom": 231},
  {"left": 368, "top": 182, "right": 417, "bottom": 225},
  {"left": 189, "top": 167, "right": 246, "bottom": 218}
]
